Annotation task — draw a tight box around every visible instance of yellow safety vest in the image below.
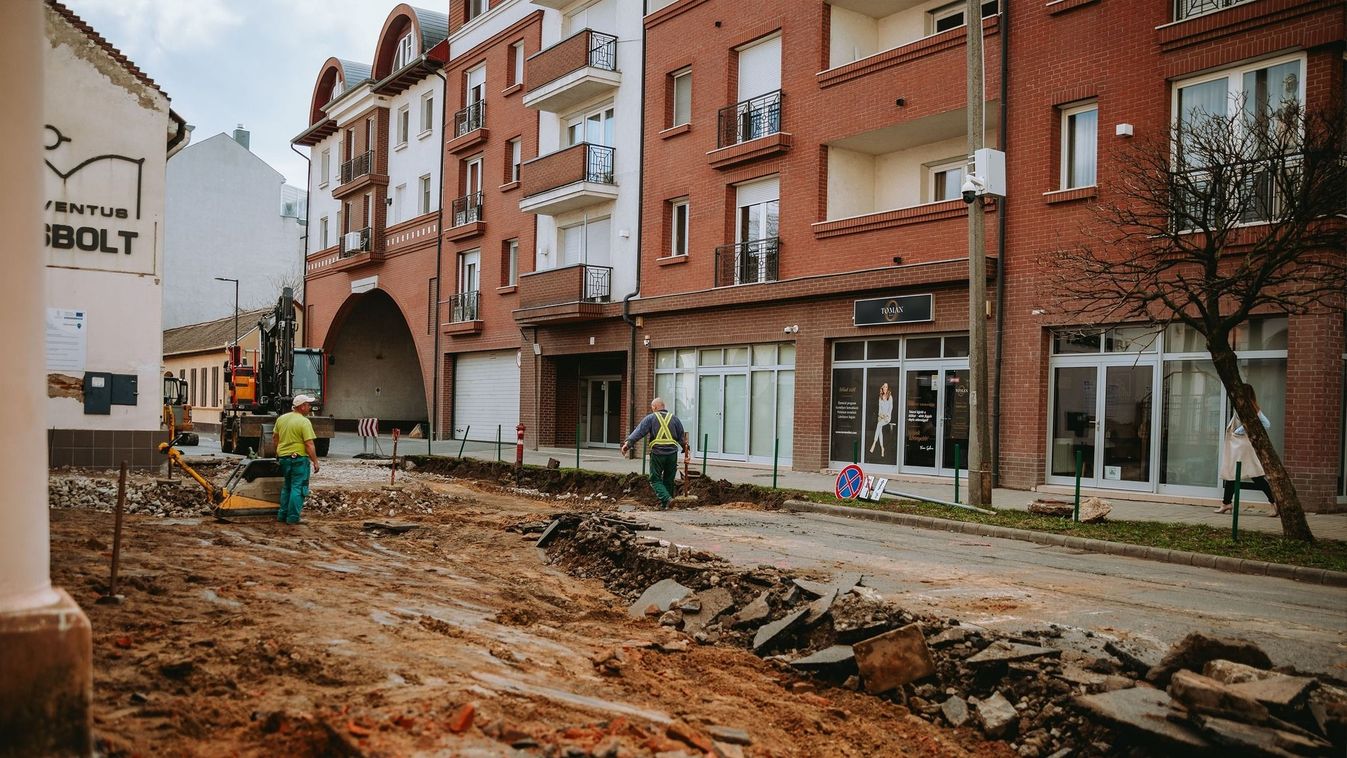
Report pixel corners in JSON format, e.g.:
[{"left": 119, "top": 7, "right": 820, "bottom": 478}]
[{"left": 652, "top": 411, "right": 677, "bottom": 446}]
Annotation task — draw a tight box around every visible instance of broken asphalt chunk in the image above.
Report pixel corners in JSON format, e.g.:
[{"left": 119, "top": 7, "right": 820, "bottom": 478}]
[
  {"left": 1227, "top": 675, "right": 1318, "bottom": 711},
  {"left": 790, "top": 645, "right": 856, "bottom": 672},
  {"left": 681, "top": 587, "right": 734, "bottom": 636},
  {"left": 1104, "top": 638, "right": 1164, "bottom": 677},
  {"left": 728, "top": 589, "right": 771, "bottom": 628},
  {"left": 852, "top": 623, "right": 935, "bottom": 694},
  {"left": 792, "top": 578, "right": 832, "bottom": 597},
  {"left": 535, "top": 520, "right": 563, "bottom": 548},
  {"left": 628, "top": 579, "right": 693, "bottom": 620},
  {"left": 1075, "top": 687, "right": 1211, "bottom": 751},
  {"left": 966, "top": 640, "right": 1062, "bottom": 667},
  {"left": 803, "top": 588, "right": 838, "bottom": 626},
  {"left": 752, "top": 609, "right": 807, "bottom": 652},
  {"left": 1169, "top": 670, "right": 1270, "bottom": 723},
  {"left": 1190, "top": 712, "right": 1333, "bottom": 756},
  {"left": 974, "top": 691, "right": 1018, "bottom": 739},
  {"left": 941, "top": 696, "right": 970, "bottom": 728},
  {"left": 1146, "top": 632, "right": 1272, "bottom": 687}
]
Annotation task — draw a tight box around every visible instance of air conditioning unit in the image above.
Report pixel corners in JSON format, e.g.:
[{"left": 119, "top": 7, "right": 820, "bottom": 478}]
[{"left": 343, "top": 231, "right": 363, "bottom": 251}]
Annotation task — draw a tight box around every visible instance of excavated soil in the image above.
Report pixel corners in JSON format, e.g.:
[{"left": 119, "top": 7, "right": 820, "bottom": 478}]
[{"left": 50, "top": 460, "right": 1009, "bottom": 757}]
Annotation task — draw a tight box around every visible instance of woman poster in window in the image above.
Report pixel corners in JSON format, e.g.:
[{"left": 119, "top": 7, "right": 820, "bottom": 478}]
[{"left": 865, "top": 371, "right": 899, "bottom": 466}]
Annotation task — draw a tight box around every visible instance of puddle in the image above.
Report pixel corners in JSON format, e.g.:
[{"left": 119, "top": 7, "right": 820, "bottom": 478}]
[
  {"left": 472, "top": 671, "right": 671, "bottom": 724},
  {"left": 200, "top": 589, "right": 242, "bottom": 608}
]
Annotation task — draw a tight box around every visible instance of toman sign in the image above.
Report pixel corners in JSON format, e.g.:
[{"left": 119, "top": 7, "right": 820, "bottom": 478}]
[{"left": 42, "top": 124, "right": 150, "bottom": 274}]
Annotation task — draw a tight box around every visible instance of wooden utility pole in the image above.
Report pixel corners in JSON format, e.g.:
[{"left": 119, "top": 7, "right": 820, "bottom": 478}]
[{"left": 966, "top": 0, "right": 992, "bottom": 506}]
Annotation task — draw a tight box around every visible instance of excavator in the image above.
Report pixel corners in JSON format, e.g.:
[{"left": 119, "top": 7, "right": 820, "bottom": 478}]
[
  {"left": 159, "top": 432, "right": 284, "bottom": 519},
  {"left": 219, "top": 287, "right": 334, "bottom": 456},
  {"left": 161, "top": 372, "right": 199, "bottom": 446}
]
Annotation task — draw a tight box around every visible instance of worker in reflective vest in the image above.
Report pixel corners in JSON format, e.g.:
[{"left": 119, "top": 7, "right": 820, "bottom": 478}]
[{"left": 621, "top": 397, "right": 690, "bottom": 510}]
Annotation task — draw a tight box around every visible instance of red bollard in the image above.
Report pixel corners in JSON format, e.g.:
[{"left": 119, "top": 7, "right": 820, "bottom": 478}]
[
  {"left": 390, "top": 428, "right": 400, "bottom": 486},
  {"left": 515, "top": 423, "right": 526, "bottom": 467}
]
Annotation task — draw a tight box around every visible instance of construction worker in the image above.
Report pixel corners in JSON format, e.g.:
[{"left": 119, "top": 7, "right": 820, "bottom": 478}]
[
  {"left": 620, "top": 397, "right": 690, "bottom": 510},
  {"left": 272, "top": 394, "right": 320, "bottom": 525}
]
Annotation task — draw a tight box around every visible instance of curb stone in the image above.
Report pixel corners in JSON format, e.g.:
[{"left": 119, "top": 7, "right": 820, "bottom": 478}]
[{"left": 780, "top": 500, "right": 1347, "bottom": 588}]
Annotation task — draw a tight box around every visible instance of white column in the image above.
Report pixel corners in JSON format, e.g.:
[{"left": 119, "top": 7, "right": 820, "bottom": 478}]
[{"left": 0, "top": 0, "right": 60, "bottom": 613}]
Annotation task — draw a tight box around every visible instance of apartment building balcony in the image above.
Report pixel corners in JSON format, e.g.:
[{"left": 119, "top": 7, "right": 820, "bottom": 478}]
[
  {"left": 820, "top": 1, "right": 1000, "bottom": 89},
  {"left": 714, "top": 238, "right": 779, "bottom": 288},
  {"left": 519, "top": 143, "right": 618, "bottom": 216},
  {"left": 442, "top": 290, "right": 482, "bottom": 335},
  {"left": 446, "top": 192, "right": 484, "bottom": 241},
  {"left": 513, "top": 263, "right": 612, "bottom": 324},
  {"left": 330, "top": 226, "right": 382, "bottom": 270},
  {"left": 707, "top": 90, "right": 791, "bottom": 170},
  {"left": 447, "top": 101, "right": 487, "bottom": 154},
  {"left": 333, "top": 150, "right": 386, "bottom": 198},
  {"left": 523, "top": 29, "right": 619, "bottom": 114}
]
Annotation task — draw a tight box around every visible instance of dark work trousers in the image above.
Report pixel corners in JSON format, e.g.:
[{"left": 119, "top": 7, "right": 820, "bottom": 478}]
[
  {"left": 1222, "top": 476, "right": 1274, "bottom": 506},
  {"left": 648, "top": 451, "right": 678, "bottom": 508}
]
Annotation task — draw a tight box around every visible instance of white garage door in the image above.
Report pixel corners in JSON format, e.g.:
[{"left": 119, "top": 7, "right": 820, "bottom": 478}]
[{"left": 453, "top": 350, "right": 520, "bottom": 440}]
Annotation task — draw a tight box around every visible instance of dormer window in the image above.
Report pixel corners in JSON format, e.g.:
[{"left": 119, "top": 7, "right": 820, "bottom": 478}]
[
  {"left": 393, "top": 32, "right": 416, "bottom": 71},
  {"left": 331, "top": 77, "right": 343, "bottom": 102}
]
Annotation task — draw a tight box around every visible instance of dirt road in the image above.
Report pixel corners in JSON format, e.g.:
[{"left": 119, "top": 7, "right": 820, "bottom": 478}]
[{"left": 50, "top": 461, "right": 1006, "bottom": 757}]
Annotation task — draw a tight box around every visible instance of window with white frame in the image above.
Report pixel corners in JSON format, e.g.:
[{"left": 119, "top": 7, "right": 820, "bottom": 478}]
[
  {"left": 1061, "top": 102, "right": 1098, "bottom": 189},
  {"left": 420, "top": 91, "right": 435, "bottom": 135},
  {"left": 396, "top": 105, "right": 410, "bottom": 147},
  {"left": 928, "top": 158, "right": 966, "bottom": 202},
  {"left": 510, "top": 41, "right": 525, "bottom": 88},
  {"left": 419, "top": 174, "right": 433, "bottom": 215},
  {"left": 929, "top": 0, "right": 999, "bottom": 35},
  {"left": 466, "top": 0, "right": 489, "bottom": 23},
  {"left": 671, "top": 69, "right": 691, "bottom": 127},
  {"left": 319, "top": 216, "right": 329, "bottom": 248},
  {"left": 393, "top": 32, "right": 415, "bottom": 71},
  {"left": 670, "top": 198, "right": 689, "bottom": 256},
  {"left": 319, "top": 149, "right": 330, "bottom": 187},
  {"left": 502, "top": 238, "right": 518, "bottom": 287},
  {"left": 507, "top": 138, "right": 521, "bottom": 183},
  {"left": 566, "top": 105, "right": 615, "bottom": 147},
  {"left": 560, "top": 217, "right": 610, "bottom": 267}
]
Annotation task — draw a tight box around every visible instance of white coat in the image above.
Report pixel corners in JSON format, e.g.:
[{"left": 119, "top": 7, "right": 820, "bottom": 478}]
[{"left": 1219, "top": 414, "right": 1266, "bottom": 481}]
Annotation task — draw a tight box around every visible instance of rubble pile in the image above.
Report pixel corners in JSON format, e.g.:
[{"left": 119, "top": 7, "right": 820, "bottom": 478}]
[
  {"left": 546, "top": 515, "right": 1345, "bottom": 757},
  {"left": 49, "top": 474, "right": 209, "bottom": 517}
]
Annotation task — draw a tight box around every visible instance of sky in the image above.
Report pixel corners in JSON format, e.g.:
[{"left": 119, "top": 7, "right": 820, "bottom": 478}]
[{"left": 64, "top": 0, "right": 398, "bottom": 187}]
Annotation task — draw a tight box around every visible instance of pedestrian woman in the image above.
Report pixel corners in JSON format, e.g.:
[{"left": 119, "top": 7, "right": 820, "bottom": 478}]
[
  {"left": 1216, "top": 385, "right": 1278, "bottom": 517},
  {"left": 869, "top": 382, "right": 894, "bottom": 458}
]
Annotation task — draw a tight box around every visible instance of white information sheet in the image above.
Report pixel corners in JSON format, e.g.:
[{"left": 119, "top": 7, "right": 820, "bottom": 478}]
[{"left": 46, "top": 308, "right": 87, "bottom": 373}]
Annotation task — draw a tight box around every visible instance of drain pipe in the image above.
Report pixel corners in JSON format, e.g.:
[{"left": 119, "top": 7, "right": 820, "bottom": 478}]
[
  {"left": 431, "top": 68, "right": 449, "bottom": 443},
  {"left": 991, "top": 0, "right": 1010, "bottom": 485},
  {"left": 620, "top": 24, "right": 649, "bottom": 432},
  {"left": 289, "top": 144, "right": 311, "bottom": 345}
]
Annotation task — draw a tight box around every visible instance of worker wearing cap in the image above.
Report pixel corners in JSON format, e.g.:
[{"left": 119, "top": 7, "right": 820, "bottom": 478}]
[
  {"left": 272, "top": 394, "right": 320, "bottom": 525},
  {"left": 620, "top": 397, "right": 690, "bottom": 510}
]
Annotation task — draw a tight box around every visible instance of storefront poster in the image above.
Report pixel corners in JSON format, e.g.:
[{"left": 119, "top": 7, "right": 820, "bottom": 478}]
[
  {"left": 830, "top": 368, "right": 863, "bottom": 462},
  {"left": 863, "top": 368, "right": 900, "bottom": 466}
]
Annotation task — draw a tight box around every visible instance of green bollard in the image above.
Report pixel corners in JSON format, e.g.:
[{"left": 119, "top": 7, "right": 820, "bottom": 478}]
[
  {"left": 702, "top": 433, "right": 708, "bottom": 477},
  {"left": 853, "top": 439, "right": 859, "bottom": 464},
  {"left": 496, "top": 425, "right": 502, "bottom": 462},
  {"left": 641, "top": 439, "right": 647, "bottom": 476},
  {"left": 954, "top": 443, "right": 962, "bottom": 504},
  {"left": 575, "top": 423, "right": 581, "bottom": 469},
  {"left": 1073, "top": 448, "right": 1083, "bottom": 521},
  {"left": 772, "top": 438, "right": 780, "bottom": 490},
  {"left": 1231, "top": 461, "right": 1242, "bottom": 542},
  {"left": 458, "top": 425, "right": 470, "bottom": 459}
]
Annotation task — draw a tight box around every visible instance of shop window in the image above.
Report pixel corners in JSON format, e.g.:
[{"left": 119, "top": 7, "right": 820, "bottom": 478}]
[
  {"left": 752, "top": 344, "right": 776, "bottom": 366},
  {"left": 944, "top": 336, "right": 970, "bottom": 358},
  {"left": 906, "top": 337, "right": 941, "bottom": 359},
  {"left": 699, "top": 349, "right": 724, "bottom": 366},
  {"left": 834, "top": 342, "right": 865, "bottom": 362},
  {"left": 726, "top": 347, "right": 749, "bottom": 365},
  {"left": 867, "top": 340, "right": 900, "bottom": 360}
]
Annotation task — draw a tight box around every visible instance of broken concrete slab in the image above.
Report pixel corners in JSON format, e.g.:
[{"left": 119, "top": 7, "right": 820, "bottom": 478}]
[
  {"left": 792, "top": 578, "right": 832, "bottom": 597},
  {"left": 833, "top": 572, "right": 863, "bottom": 595},
  {"left": 1203, "top": 659, "right": 1277, "bottom": 685},
  {"left": 1227, "top": 674, "right": 1318, "bottom": 711},
  {"left": 853, "top": 623, "right": 936, "bottom": 694},
  {"left": 790, "top": 645, "right": 855, "bottom": 672},
  {"left": 1168, "top": 670, "right": 1270, "bottom": 722},
  {"left": 1078, "top": 496, "right": 1112, "bottom": 523},
  {"left": 941, "top": 696, "right": 970, "bottom": 728},
  {"left": 1191, "top": 713, "right": 1331, "bottom": 756},
  {"left": 1075, "top": 687, "right": 1211, "bottom": 751},
  {"left": 535, "top": 520, "right": 563, "bottom": 548},
  {"left": 975, "top": 691, "right": 1018, "bottom": 739},
  {"left": 751, "top": 609, "right": 807, "bottom": 653},
  {"left": 629, "top": 579, "right": 693, "bottom": 620},
  {"left": 966, "top": 640, "right": 1063, "bottom": 667},
  {"left": 681, "top": 588, "right": 734, "bottom": 636},
  {"left": 1146, "top": 632, "right": 1272, "bottom": 687},
  {"left": 1105, "top": 638, "right": 1164, "bottom": 677},
  {"left": 803, "top": 588, "right": 838, "bottom": 626},
  {"left": 706, "top": 725, "right": 751, "bottom": 746},
  {"left": 928, "top": 626, "right": 976, "bottom": 647},
  {"left": 728, "top": 590, "right": 771, "bottom": 628}
]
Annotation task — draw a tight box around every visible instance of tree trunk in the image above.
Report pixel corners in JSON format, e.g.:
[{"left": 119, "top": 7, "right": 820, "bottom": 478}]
[{"left": 1208, "top": 345, "right": 1315, "bottom": 542}]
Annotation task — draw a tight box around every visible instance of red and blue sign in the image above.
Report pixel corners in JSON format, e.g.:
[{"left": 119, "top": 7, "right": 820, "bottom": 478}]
[{"left": 835, "top": 464, "right": 865, "bottom": 501}]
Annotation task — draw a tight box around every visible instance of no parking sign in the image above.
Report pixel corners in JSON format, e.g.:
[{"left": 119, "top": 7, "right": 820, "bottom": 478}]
[{"left": 835, "top": 464, "right": 864, "bottom": 501}]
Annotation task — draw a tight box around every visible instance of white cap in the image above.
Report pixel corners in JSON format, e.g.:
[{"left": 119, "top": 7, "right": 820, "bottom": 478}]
[{"left": 292, "top": 394, "right": 317, "bottom": 408}]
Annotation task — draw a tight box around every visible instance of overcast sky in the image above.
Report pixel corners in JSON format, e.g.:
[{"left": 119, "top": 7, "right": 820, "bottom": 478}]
[{"left": 65, "top": 0, "right": 396, "bottom": 187}]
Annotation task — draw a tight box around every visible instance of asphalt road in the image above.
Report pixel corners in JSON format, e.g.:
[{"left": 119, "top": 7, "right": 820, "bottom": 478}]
[{"left": 639, "top": 507, "right": 1347, "bottom": 680}]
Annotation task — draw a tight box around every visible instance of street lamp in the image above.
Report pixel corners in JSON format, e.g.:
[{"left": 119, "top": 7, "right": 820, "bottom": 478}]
[{"left": 214, "top": 277, "right": 239, "bottom": 352}]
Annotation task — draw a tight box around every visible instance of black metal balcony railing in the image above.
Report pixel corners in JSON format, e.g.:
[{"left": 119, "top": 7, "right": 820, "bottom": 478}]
[
  {"left": 583, "top": 264, "right": 612, "bottom": 302},
  {"left": 448, "top": 290, "right": 480, "bottom": 322},
  {"left": 714, "top": 238, "right": 779, "bottom": 287},
  {"left": 339, "top": 226, "right": 372, "bottom": 257},
  {"left": 452, "top": 191, "right": 483, "bottom": 226},
  {"left": 1173, "top": 0, "right": 1249, "bottom": 21},
  {"left": 717, "top": 90, "right": 782, "bottom": 148},
  {"left": 587, "top": 31, "right": 617, "bottom": 71},
  {"left": 583, "top": 143, "right": 616, "bottom": 184},
  {"left": 339, "top": 150, "right": 373, "bottom": 184},
  {"left": 454, "top": 100, "right": 485, "bottom": 138}
]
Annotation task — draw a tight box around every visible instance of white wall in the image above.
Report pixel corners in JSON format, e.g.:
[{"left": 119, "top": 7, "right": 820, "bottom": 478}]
[
  {"left": 826, "top": 130, "right": 993, "bottom": 219},
  {"left": 827, "top": 147, "right": 877, "bottom": 219},
  {"left": 828, "top": 6, "right": 879, "bottom": 68},
  {"left": 164, "top": 133, "right": 306, "bottom": 327},
  {"left": 309, "top": 132, "right": 341, "bottom": 251},
  {"left": 386, "top": 77, "right": 442, "bottom": 224},
  {"left": 44, "top": 5, "right": 169, "bottom": 432}
]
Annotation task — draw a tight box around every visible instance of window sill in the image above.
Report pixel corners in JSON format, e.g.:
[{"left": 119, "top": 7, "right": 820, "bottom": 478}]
[
  {"left": 393, "top": 141, "right": 408, "bottom": 152},
  {"left": 417, "top": 129, "right": 433, "bottom": 141},
  {"left": 1043, "top": 186, "right": 1097, "bottom": 204},
  {"left": 1045, "top": 0, "right": 1099, "bottom": 15},
  {"left": 496, "top": 284, "right": 517, "bottom": 294},
  {"left": 502, "top": 83, "right": 523, "bottom": 97},
  {"left": 1155, "top": 0, "right": 1326, "bottom": 52},
  {"left": 660, "top": 123, "right": 691, "bottom": 140},
  {"left": 656, "top": 254, "right": 688, "bottom": 266},
  {"left": 499, "top": 180, "right": 520, "bottom": 193},
  {"left": 318, "top": 182, "right": 329, "bottom": 190}
]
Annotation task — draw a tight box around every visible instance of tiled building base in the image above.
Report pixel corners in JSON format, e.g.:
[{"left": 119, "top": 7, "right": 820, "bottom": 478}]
[
  {"left": 48, "top": 428, "right": 167, "bottom": 469},
  {"left": 0, "top": 589, "right": 92, "bottom": 756}
]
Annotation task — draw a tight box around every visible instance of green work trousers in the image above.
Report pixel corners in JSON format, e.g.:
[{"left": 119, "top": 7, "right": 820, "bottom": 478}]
[
  {"left": 278, "top": 456, "right": 311, "bottom": 524},
  {"left": 648, "top": 451, "right": 678, "bottom": 508}
]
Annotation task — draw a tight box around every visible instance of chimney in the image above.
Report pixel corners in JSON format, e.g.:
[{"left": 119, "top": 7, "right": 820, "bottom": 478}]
[{"left": 232, "top": 123, "right": 250, "bottom": 150}]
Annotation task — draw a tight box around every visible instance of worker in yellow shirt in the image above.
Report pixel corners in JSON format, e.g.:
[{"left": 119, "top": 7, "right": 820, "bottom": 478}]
[{"left": 272, "top": 394, "right": 320, "bottom": 524}]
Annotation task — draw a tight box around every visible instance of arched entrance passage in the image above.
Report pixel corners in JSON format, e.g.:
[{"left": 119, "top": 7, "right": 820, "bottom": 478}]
[{"left": 324, "top": 289, "right": 427, "bottom": 427}]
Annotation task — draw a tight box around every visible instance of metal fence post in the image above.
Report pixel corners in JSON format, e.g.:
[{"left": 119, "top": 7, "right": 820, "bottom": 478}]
[
  {"left": 772, "top": 438, "right": 780, "bottom": 490},
  {"left": 954, "top": 443, "right": 962, "bottom": 504},
  {"left": 853, "top": 439, "right": 859, "bottom": 465},
  {"left": 702, "top": 433, "right": 708, "bottom": 477},
  {"left": 1232, "top": 461, "right": 1242, "bottom": 542},
  {"left": 1073, "top": 448, "right": 1083, "bottom": 522},
  {"left": 575, "top": 423, "right": 581, "bottom": 469},
  {"left": 457, "top": 425, "right": 470, "bottom": 459},
  {"left": 496, "top": 424, "right": 502, "bottom": 462}
]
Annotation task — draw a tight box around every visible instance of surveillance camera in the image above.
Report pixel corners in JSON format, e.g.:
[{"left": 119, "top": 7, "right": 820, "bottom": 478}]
[
  {"left": 961, "top": 175, "right": 987, "bottom": 204},
  {"left": 783, "top": 326, "right": 792, "bottom": 334}
]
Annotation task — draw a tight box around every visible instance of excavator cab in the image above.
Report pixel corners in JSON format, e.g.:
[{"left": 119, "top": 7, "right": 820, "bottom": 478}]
[{"left": 161, "top": 373, "right": 198, "bottom": 446}]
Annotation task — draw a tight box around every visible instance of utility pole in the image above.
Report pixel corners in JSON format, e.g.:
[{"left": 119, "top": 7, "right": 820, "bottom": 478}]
[{"left": 965, "top": 0, "right": 992, "bottom": 506}]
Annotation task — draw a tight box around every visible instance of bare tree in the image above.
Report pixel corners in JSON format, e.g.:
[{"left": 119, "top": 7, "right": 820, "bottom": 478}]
[{"left": 1050, "top": 92, "right": 1346, "bottom": 542}]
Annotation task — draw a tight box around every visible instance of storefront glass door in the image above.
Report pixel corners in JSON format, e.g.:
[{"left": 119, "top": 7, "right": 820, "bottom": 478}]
[
  {"left": 901, "top": 364, "right": 969, "bottom": 475},
  {"left": 583, "top": 377, "right": 621, "bottom": 447},
  {"left": 1049, "top": 363, "right": 1155, "bottom": 490}
]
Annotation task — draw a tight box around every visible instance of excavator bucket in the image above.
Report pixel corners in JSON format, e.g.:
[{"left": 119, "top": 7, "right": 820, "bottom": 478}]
[{"left": 214, "top": 458, "right": 285, "bottom": 518}]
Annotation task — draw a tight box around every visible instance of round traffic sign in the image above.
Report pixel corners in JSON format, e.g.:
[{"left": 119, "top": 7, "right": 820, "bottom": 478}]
[{"left": 835, "top": 464, "right": 865, "bottom": 501}]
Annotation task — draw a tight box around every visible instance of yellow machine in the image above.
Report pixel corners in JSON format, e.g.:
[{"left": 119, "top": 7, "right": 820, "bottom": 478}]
[
  {"left": 158, "top": 434, "right": 283, "bottom": 519},
  {"left": 161, "top": 373, "right": 199, "bottom": 446}
]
